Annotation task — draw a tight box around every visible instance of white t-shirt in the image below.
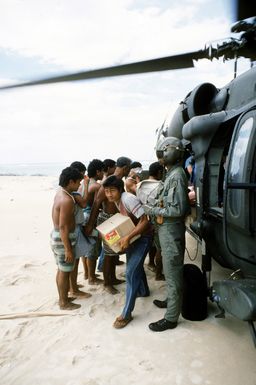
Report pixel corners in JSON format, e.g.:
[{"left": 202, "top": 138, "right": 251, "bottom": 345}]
[
  {"left": 120, "top": 191, "right": 145, "bottom": 219},
  {"left": 136, "top": 179, "right": 160, "bottom": 205}
]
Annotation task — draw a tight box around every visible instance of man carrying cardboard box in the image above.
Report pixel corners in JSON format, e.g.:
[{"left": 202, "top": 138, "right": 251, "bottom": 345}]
[
  {"left": 84, "top": 156, "right": 132, "bottom": 294},
  {"left": 102, "top": 175, "right": 152, "bottom": 329}
]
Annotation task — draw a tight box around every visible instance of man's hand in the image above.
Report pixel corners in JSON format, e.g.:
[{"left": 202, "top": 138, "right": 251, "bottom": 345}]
[
  {"left": 65, "top": 250, "right": 74, "bottom": 263},
  {"left": 84, "top": 223, "right": 93, "bottom": 236},
  {"left": 119, "top": 236, "right": 130, "bottom": 252},
  {"left": 188, "top": 187, "right": 196, "bottom": 206}
]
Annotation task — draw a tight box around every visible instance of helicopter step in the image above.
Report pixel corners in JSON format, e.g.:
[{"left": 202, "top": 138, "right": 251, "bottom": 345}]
[{"left": 212, "top": 279, "right": 256, "bottom": 347}]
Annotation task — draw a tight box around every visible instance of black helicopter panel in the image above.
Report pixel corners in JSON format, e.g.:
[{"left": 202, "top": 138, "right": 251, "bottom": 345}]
[
  {"left": 190, "top": 110, "right": 256, "bottom": 275},
  {"left": 224, "top": 109, "right": 256, "bottom": 270},
  {"left": 179, "top": 67, "right": 256, "bottom": 276}
]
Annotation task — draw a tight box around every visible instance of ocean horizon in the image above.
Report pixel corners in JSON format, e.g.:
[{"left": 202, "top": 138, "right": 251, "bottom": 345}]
[{"left": 0, "top": 160, "right": 154, "bottom": 177}]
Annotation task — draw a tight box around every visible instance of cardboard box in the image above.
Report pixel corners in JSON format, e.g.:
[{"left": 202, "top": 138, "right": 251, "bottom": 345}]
[{"left": 96, "top": 213, "right": 140, "bottom": 253}]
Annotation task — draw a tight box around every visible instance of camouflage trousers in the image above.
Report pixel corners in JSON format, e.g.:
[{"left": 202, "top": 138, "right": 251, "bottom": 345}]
[{"left": 157, "top": 220, "right": 186, "bottom": 322}]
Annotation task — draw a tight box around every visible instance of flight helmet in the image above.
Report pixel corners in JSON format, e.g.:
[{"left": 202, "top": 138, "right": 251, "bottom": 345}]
[{"left": 156, "top": 136, "right": 184, "bottom": 165}]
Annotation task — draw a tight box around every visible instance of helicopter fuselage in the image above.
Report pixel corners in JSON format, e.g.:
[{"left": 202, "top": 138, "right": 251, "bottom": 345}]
[{"left": 163, "top": 66, "right": 256, "bottom": 278}]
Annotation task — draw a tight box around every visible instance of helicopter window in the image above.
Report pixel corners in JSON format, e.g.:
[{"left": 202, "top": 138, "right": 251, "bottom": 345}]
[{"left": 228, "top": 117, "right": 254, "bottom": 215}]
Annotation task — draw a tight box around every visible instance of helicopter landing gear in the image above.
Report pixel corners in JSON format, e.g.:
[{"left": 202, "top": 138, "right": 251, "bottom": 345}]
[
  {"left": 215, "top": 303, "right": 225, "bottom": 319},
  {"left": 248, "top": 321, "right": 256, "bottom": 348},
  {"left": 211, "top": 279, "right": 256, "bottom": 347}
]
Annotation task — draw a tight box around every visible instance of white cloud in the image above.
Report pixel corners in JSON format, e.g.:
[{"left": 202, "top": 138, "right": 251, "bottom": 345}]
[
  {"left": 0, "top": 0, "right": 242, "bottom": 166},
  {"left": 0, "top": 0, "right": 230, "bottom": 69}
]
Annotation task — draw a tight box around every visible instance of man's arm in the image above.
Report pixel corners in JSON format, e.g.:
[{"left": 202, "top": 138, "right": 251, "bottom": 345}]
[
  {"left": 144, "top": 178, "right": 189, "bottom": 218},
  {"left": 125, "top": 178, "right": 136, "bottom": 194},
  {"left": 59, "top": 199, "right": 75, "bottom": 263},
  {"left": 74, "top": 176, "right": 90, "bottom": 208},
  {"left": 119, "top": 214, "right": 149, "bottom": 252},
  {"left": 84, "top": 185, "right": 105, "bottom": 235}
]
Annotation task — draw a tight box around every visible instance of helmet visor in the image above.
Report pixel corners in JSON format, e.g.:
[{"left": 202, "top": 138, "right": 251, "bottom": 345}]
[{"left": 156, "top": 150, "right": 164, "bottom": 159}]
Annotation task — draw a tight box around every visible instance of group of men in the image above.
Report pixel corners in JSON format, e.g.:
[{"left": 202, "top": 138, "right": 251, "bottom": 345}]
[{"left": 51, "top": 136, "right": 191, "bottom": 331}]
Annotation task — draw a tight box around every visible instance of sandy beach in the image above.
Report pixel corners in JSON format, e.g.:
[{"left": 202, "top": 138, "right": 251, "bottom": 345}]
[{"left": 0, "top": 176, "right": 255, "bottom": 385}]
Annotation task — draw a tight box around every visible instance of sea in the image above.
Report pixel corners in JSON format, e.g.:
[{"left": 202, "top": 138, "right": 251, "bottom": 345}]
[
  {"left": 0, "top": 160, "right": 153, "bottom": 177},
  {"left": 0, "top": 162, "right": 67, "bottom": 176}
]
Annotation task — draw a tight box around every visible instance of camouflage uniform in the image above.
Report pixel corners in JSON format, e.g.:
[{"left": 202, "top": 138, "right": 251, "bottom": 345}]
[{"left": 146, "top": 164, "right": 190, "bottom": 322}]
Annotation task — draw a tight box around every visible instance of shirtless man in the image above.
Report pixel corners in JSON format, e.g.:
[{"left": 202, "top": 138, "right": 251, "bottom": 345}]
[
  {"left": 82, "top": 159, "right": 104, "bottom": 285},
  {"left": 68, "top": 161, "right": 92, "bottom": 298},
  {"left": 51, "top": 167, "right": 83, "bottom": 310},
  {"left": 125, "top": 167, "right": 143, "bottom": 194},
  {"left": 125, "top": 161, "right": 142, "bottom": 194},
  {"left": 97, "top": 158, "right": 117, "bottom": 272},
  {"left": 85, "top": 156, "right": 132, "bottom": 294}
]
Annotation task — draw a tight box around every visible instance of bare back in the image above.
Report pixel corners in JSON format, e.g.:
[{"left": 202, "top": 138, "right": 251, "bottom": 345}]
[
  {"left": 87, "top": 180, "right": 101, "bottom": 207},
  {"left": 52, "top": 189, "right": 76, "bottom": 232}
]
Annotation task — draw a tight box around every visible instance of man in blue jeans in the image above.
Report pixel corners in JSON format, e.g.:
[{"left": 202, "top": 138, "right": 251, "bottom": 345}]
[{"left": 102, "top": 175, "right": 152, "bottom": 328}]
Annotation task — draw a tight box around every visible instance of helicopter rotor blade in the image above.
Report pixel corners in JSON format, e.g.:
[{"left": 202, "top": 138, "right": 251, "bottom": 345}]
[{"left": 0, "top": 50, "right": 207, "bottom": 91}]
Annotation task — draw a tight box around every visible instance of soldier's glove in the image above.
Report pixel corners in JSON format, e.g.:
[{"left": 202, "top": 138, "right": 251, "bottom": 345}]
[{"left": 142, "top": 204, "right": 153, "bottom": 216}]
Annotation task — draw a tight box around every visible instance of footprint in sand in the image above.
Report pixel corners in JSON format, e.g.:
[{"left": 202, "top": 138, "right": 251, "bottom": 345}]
[
  {"left": 8, "top": 276, "right": 28, "bottom": 285},
  {"left": 88, "top": 304, "right": 99, "bottom": 318},
  {"left": 23, "top": 263, "right": 40, "bottom": 268},
  {"left": 12, "top": 321, "right": 29, "bottom": 339},
  {"left": 138, "top": 360, "right": 154, "bottom": 371},
  {"left": 88, "top": 298, "right": 118, "bottom": 318}
]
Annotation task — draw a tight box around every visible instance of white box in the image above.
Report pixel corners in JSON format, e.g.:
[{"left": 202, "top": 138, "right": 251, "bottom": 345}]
[{"left": 96, "top": 213, "right": 140, "bottom": 253}]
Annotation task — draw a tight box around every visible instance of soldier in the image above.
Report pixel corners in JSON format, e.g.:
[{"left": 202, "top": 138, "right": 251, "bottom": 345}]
[{"left": 143, "top": 136, "right": 190, "bottom": 331}]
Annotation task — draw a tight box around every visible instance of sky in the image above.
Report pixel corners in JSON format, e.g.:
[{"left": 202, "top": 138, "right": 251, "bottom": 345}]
[{"left": 0, "top": 0, "right": 252, "bottom": 166}]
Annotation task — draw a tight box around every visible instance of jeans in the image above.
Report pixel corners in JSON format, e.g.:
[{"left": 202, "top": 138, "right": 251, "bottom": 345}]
[
  {"left": 121, "top": 235, "right": 151, "bottom": 319},
  {"left": 97, "top": 245, "right": 104, "bottom": 271}
]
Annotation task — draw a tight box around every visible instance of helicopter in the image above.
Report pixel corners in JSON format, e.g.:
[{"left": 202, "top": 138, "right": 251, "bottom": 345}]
[{"left": 0, "top": 1, "right": 255, "bottom": 345}]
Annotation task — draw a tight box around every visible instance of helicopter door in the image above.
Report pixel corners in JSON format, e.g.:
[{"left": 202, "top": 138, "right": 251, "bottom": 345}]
[{"left": 224, "top": 109, "right": 256, "bottom": 264}]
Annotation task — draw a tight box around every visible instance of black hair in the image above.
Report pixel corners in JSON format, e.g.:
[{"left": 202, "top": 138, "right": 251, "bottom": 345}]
[
  {"left": 70, "top": 161, "right": 86, "bottom": 173},
  {"left": 103, "top": 158, "right": 116, "bottom": 172},
  {"left": 87, "top": 159, "right": 104, "bottom": 178},
  {"left": 103, "top": 175, "right": 124, "bottom": 192},
  {"left": 59, "top": 167, "right": 82, "bottom": 187},
  {"left": 149, "top": 161, "right": 164, "bottom": 178},
  {"left": 130, "top": 161, "right": 142, "bottom": 169},
  {"left": 116, "top": 156, "right": 132, "bottom": 168}
]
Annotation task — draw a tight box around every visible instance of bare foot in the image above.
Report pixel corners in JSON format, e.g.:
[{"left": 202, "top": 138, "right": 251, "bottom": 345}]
[
  {"left": 147, "top": 264, "right": 156, "bottom": 272},
  {"left": 88, "top": 277, "right": 103, "bottom": 285},
  {"left": 59, "top": 302, "right": 81, "bottom": 310},
  {"left": 104, "top": 285, "right": 119, "bottom": 295},
  {"left": 84, "top": 273, "right": 100, "bottom": 280},
  {"left": 112, "top": 278, "right": 125, "bottom": 285},
  {"left": 155, "top": 274, "right": 165, "bottom": 281},
  {"left": 68, "top": 296, "right": 77, "bottom": 302},
  {"left": 115, "top": 260, "right": 125, "bottom": 266},
  {"left": 113, "top": 315, "right": 133, "bottom": 328},
  {"left": 69, "top": 290, "right": 92, "bottom": 299}
]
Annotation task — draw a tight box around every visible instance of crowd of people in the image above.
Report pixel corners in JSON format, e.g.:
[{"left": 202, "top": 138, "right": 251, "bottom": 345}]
[{"left": 51, "top": 138, "right": 194, "bottom": 331}]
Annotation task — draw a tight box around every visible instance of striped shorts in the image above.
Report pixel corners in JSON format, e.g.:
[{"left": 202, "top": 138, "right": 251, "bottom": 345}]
[{"left": 50, "top": 229, "right": 76, "bottom": 272}]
